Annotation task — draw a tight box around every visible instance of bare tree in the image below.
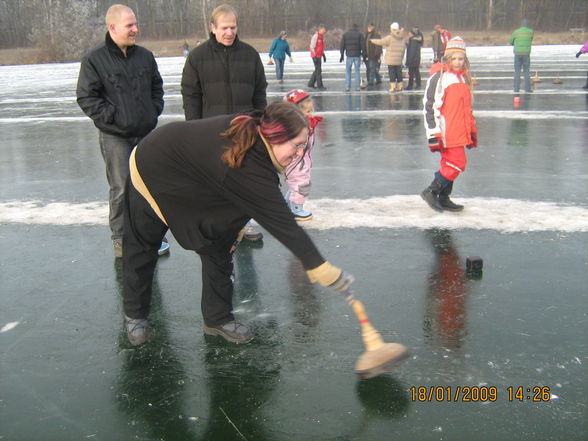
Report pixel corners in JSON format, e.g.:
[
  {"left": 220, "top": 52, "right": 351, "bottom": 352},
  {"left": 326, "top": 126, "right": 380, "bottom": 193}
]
[
  {"left": 28, "top": 0, "right": 103, "bottom": 62},
  {"left": 487, "top": 0, "right": 494, "bottom": 30},
  {"left": 1, "top": 0, "right": 587, "bottom": 56}
]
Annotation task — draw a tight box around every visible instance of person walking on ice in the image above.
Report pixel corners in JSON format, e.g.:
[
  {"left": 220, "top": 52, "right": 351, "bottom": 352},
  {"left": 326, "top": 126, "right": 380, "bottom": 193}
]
[
  {"left": 268, "top": 30, "right": 293, "bottom": 84},
  {"left": 421, "top": 36, "right": 478, "bottom": 212},
  {"left": 308, "top": 24, "right": 327, "bottom": 90},
  {"left": 283, "top": 89, "right": 323, "bottom": 221}
]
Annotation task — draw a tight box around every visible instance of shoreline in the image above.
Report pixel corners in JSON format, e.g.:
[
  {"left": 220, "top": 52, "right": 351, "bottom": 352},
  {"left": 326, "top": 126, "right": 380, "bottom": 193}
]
[{"left": 1, "top": 31, "right": 585, "bottom": 66}]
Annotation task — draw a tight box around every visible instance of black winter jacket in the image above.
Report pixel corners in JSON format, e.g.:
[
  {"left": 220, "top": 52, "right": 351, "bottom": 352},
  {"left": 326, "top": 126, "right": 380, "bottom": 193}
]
[
  {"left": 365, "top": 29, "right": 383, "bottom": 60},
  {"left": 181, "top": 34, "right": 268, "bottom": 120},
  {"left": 340, "top": 28, "right": 366, "bottom": 59},
  {"left": 406, "top": 31, "right": 424, "bottom": 67},
  {"left": 76, "top": 33, "right": 164, "bottom": 138},
  {"left": 134, "top": 114, "right": 325, "bottom": 268}
]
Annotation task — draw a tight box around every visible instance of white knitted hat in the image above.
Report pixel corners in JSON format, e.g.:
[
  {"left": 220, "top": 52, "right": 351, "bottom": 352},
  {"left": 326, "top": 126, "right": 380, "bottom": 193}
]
[{"left": 445, "top": 36, "right": 466, "bottom": 53}]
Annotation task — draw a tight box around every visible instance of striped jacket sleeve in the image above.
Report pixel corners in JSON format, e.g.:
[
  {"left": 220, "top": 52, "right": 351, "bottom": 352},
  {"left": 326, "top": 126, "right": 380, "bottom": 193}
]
[{"left": 423, "top": 71, "right": 443, "bottom": 139}]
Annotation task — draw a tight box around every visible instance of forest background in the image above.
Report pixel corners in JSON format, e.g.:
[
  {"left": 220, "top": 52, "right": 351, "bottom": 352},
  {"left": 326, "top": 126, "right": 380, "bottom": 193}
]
[{"left": 1, "top": 0, "right": 587, "bottom": 65}]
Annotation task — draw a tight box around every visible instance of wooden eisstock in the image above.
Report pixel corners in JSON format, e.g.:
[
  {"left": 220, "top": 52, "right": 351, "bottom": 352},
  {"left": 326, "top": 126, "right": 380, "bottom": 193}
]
[{"left": 344, "top": 290, "right": 410, "bottom": 379}]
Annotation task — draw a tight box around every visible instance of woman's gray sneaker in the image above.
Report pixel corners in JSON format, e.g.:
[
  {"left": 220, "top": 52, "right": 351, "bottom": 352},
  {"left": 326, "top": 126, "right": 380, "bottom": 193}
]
[{"left": 125, "top": 316, "right": 150, "bottom": 346}]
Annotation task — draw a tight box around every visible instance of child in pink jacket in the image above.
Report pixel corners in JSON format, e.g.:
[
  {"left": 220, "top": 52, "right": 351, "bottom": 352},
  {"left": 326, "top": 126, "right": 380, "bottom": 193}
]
[{"left": 283, "top": 89, "right": 323, "bottom": 221}]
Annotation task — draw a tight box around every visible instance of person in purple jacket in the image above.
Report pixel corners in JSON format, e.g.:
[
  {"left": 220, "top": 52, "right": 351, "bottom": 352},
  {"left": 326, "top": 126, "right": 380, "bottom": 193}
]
[{"left": 576, "top": 40, "right": 588, "bottom": 90}]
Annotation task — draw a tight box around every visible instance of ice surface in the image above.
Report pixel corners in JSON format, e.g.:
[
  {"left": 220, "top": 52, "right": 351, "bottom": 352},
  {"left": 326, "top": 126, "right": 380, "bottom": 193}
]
[{"left": 0, "top": 44, "right": 586, "bottom": 441}]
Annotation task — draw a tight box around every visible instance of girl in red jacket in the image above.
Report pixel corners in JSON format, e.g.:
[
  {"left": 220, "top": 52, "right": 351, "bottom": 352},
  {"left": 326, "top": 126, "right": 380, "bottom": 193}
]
[{"left": 421, "top": 36, "right": 477, "bottom": 212}]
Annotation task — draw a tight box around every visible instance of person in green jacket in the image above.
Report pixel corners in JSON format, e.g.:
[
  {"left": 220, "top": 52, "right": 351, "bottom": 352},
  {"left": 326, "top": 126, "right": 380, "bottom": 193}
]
[{"left": 509, "top": 19, "right": 534, "bottom": 93}]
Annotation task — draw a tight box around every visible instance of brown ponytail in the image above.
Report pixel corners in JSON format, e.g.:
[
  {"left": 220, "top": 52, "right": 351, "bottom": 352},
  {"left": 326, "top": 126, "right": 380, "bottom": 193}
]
[{"left": 221, "top": 115, "right": 260, "bottom": 168}]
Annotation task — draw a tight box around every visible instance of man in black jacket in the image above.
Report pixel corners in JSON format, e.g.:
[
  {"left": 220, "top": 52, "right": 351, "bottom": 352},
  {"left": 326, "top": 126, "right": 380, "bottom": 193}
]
[
  {"left": 406, "top": 26, "right": 424, "bottom": 90},
  {"left": 365, "top": 23, "right": 383, "bottom": 86},
  {"left": 181, "top": 4, "right": 267, "bottom": 242},
  {"left": 76, "top": 4, "right": 166, "bottom": 258},
  {"left": 181, "top": 4, "right": 267, "bottom": 120},
  {"left": 340, "top": 24, "right": 366, "bottom": 92}
]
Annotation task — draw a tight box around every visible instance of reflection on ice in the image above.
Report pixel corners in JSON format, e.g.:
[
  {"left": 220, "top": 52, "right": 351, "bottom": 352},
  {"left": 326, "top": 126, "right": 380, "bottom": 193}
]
[{"left": 0, "top": 320, "right": 20, "bottom": 333}]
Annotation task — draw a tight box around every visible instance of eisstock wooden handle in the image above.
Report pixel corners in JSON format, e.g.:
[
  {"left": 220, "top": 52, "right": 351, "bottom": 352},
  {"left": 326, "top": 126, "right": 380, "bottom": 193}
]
[{"left": 350, "top": 299, "right": 385, "bottom": 351}]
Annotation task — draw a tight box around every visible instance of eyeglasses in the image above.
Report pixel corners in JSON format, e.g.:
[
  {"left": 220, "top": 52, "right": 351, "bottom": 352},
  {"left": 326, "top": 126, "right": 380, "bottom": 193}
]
[{"left": 289, "top": 139, "right": 308, "bottom": 150}]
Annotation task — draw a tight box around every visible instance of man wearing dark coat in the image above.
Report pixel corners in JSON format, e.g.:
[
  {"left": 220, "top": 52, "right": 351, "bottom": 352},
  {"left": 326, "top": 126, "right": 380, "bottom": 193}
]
[
  {"left": 365, "top": 23, "right": 383, "bottom": 86},
  {"left": 340, "top": 24, "right": 366, "bottom": 91},
  {"left": 181, "top": 4, "right": 267, "bottom": 241},
  {"left": 76, "top": 4, "right": 165, "bottom": 258},
  {"left": 406, "top": 26, "right": 424, "bottom": 90},
  {"left": 181, "top": 4, "right": 267, "bottom": 120}
]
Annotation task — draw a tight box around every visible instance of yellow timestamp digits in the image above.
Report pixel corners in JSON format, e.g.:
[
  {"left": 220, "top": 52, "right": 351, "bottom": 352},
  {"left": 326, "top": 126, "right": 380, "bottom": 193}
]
[
  {"left": 409, "top": 386, "right": 498, "bottom": 402},
  {"left": 409, "top": 385, "right": 552, "bottom": 402},
  {"left": 507, "top": 386, "right": 551, "bottom": 402}
]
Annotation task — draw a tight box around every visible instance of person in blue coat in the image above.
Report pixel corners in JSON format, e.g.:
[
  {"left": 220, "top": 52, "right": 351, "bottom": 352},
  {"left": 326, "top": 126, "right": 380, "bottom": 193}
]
[{"left": 269, "top": 30, "right": 293, "bottom": 83}]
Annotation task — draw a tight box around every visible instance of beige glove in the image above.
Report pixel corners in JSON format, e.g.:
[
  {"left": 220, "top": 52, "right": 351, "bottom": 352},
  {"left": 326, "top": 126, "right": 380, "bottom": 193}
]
[
  {"left": 307, "top": 262, "right": 354, "bottom": 292},
  {"left": 230, "top": 228, "right": 246, "bottom": 254}
]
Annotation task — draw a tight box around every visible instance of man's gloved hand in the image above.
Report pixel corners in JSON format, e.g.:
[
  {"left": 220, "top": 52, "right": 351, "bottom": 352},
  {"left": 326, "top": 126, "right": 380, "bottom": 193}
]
[
  {"left": 339, "top": 56, "right": 344, "bottom": 63},
  {"left": 467, "top": 132, "right": 478, "bottom": 149},
  {"left": 576, "top": 51, "right": 582, "bottom": 58},
  {"left": 428, "top": 135, "right": 443, "bottom": 152},
  {"left": 323, "top": 53, "right": 327, "bottom": 62},
  {"left": 306, "top": 262, "right": 354, "bottom": 292}
]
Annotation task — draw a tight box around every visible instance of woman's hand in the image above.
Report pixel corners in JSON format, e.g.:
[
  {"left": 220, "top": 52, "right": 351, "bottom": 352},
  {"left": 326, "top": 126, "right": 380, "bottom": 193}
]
[{"left": 306, "top": 262, "right": 354, "bottom": 292}]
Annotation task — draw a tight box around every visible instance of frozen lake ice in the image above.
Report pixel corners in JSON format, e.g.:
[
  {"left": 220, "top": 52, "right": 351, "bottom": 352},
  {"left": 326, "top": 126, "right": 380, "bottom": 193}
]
[{"left": 0, "top": 45, "right": 587, "bottom": 440}]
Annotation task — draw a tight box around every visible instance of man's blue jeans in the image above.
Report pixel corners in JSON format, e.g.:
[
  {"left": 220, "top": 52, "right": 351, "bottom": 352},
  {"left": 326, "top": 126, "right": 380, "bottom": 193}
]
[
  {"left": 514, "top": 54, "right": 531, "bottom": 92},
  {"left": 345, "top": 56, "right": 361, "bottom": 91},
  {"left": 274, "top": 57, "right": 285, "bottom": 80},
  {"left": 99, "top": 131, "right": 141, "bottom": 240},
  {"left": 366, "top": 58, "right": 381, "bottom": 85}
]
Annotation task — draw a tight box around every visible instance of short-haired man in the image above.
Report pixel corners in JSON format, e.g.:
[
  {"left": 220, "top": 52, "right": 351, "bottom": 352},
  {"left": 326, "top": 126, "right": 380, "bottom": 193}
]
[
  {"left": 76, "top": 4, "right": 167, "bottom": 258},
  {"left": 181, "top": 4, "right": 267, "bottom": 241},
  {"left": 181, "top": 4, "right": 267, "bottom": 120},
  {"left": 340, "top": 24, "right": 366, "bottom": 92}
]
